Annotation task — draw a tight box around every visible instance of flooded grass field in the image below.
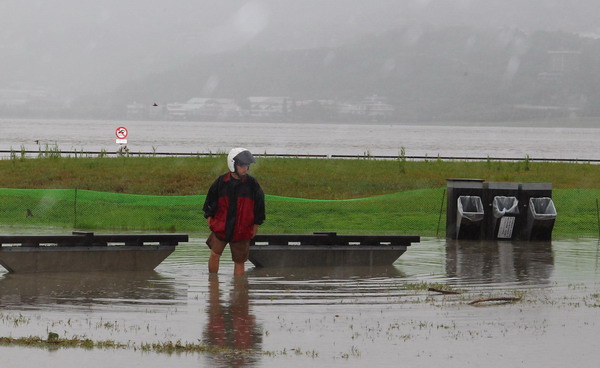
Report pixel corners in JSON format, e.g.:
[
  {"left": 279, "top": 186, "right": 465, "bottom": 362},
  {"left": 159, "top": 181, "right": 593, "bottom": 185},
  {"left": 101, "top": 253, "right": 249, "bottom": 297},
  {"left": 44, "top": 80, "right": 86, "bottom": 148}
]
[{"left": 1, "top": 235, "right": 600, "bottom": 367}]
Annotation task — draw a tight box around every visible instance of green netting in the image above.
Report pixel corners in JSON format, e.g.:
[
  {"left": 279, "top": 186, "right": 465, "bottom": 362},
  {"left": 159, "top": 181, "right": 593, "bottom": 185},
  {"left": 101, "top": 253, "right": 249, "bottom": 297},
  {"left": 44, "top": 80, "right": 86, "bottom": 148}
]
[
  {"left": 0, "top": 188, "right": 445, "bottom": 235},
  {"left": 0, "top": 188, "right": 598, "bottom": 238}
]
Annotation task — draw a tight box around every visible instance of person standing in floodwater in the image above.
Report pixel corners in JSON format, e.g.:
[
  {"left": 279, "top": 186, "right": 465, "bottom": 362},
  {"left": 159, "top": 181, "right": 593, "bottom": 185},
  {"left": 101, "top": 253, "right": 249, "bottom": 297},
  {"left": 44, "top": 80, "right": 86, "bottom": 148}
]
[{"left": 203, "top": 148, "right": 266, "bottom": 276}]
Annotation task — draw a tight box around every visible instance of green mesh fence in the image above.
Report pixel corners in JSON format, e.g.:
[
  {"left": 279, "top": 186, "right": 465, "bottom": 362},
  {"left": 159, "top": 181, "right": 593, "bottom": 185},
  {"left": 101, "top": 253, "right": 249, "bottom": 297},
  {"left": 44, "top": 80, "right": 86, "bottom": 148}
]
[{"left": 0, "top": 188, "right": 599, "bottom": 238}]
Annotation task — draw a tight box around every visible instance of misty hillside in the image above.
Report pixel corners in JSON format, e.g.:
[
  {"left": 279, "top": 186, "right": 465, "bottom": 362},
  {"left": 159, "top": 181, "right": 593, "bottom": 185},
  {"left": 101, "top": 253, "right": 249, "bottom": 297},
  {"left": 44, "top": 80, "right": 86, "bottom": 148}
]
[
  {"left": 111, "top": 27, "right": 600, "bottom": 122},
  {"left": 4, "top": 1, "right": 600, "bottom": 122},
  {"left": 2, "top": 0, "right": 600, "bottom": 96}
]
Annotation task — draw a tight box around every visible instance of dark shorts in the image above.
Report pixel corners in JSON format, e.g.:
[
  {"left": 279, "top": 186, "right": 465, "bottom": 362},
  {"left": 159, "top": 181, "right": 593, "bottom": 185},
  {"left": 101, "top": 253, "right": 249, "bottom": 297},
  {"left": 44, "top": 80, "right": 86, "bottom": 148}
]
[{"left": 206, "top": 232, "right": 250, "bottom": 263}]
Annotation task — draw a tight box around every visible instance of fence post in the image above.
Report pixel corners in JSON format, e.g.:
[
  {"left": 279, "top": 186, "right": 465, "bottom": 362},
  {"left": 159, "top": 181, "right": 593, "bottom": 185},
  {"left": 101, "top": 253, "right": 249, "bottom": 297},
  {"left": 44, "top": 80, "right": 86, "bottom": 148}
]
[
  {"left": 436, "top": 189, "right": 446, "bottom": 238},
  {"left": 74, "top": 188, "right": 78, "bottom": 229},
  {"left": 596, "top": 198, "right": 600, "bottom": 240}
]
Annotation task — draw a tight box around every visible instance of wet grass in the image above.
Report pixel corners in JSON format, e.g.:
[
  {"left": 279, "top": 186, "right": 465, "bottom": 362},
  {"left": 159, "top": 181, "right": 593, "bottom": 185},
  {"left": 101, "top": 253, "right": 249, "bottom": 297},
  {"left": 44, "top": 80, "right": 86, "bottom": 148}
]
[
  {"left": 0, "top": 334, "right": 236, "bottom": 354},
  {"left": 1, "top": 156, "right": 600, "bottom": 236},
  {"left": 0, "top": 335, "right": 126, "bottom": 350},
  {"left": 0, "top": 187, "right": 442, "bottom": 234},
  {"left": 1, "top": 156, "right": 600, "bottom": 198},
  {"left": 0, "top": 333, "right": 318, "bottom": 359},
  {"left": 1, "top": 186, "right": 599, "bottom": 236}
]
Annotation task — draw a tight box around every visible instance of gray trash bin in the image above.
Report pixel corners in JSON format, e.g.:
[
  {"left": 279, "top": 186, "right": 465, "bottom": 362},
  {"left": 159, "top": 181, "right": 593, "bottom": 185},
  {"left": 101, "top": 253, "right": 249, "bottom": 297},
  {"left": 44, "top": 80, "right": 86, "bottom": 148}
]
[
  {"left": 456, "top": 196, "right": 484, "bottom": 240},
  {"left": 526, "top": 197, "right": 556, "bottom": 241},
  {"left": 492, "top": 196, "right": 520, "bottom": 239}
]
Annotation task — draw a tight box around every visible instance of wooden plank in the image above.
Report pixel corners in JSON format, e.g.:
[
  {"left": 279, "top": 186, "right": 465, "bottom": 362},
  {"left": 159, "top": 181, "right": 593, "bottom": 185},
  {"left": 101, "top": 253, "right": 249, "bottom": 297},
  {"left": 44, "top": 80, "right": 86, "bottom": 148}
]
[
  {"left": 0, "top": 233, "right": 188, "bottom": 247},
  {"left": 252, "top": 233, "right": 420, "bottom": 246}
]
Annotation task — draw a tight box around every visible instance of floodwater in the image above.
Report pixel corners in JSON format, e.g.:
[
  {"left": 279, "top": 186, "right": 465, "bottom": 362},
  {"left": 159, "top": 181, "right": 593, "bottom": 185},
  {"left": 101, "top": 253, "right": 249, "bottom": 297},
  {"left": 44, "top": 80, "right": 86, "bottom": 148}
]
[
  {"left": 2, "top": 235, "right": 600, "bottom": 367},
  {"left": 2, "top": 118, "right": 600, "bottom": 159}
]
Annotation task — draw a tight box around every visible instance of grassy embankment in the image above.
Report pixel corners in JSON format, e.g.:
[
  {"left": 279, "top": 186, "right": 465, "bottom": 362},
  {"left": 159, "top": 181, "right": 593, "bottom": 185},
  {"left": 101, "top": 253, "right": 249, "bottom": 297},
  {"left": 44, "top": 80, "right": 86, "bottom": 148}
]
[{"left": 0, "top": 156, "right": 599, "bottom": 237}]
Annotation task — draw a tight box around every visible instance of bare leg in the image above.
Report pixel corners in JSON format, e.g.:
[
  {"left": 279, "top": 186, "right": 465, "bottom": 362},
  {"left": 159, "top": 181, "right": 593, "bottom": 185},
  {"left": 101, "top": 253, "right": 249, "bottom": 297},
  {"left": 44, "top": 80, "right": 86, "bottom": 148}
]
[
  {"left": 234, "top": 262, "right": 245, "bottom": 276},
  {"left": 209, "top": 250, "right": 221, "bottom": 273}
]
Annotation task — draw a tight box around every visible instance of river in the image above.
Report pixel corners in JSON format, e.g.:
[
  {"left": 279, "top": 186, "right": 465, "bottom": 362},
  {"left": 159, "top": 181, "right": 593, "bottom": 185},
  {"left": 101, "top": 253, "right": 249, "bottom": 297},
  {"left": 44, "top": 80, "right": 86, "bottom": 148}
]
[{"left": 1, "top": 118, "right": 600, "bottom": 159}]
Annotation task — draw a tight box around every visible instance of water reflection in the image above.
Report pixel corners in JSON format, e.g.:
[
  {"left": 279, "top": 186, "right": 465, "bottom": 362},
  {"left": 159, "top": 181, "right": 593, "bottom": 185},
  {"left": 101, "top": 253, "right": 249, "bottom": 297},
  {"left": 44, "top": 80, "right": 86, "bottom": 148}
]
[
  {"left": 248, "top": 265, "right": 404, "bottom": 280},
  {"left": 247, "top": 265, "right": 408, "bottom": 305},
  {"left": 203, "top": 275, "right": 262, "bottom": 368},
  {"left": 445, "top": 240, "right": 554, "bottom": 285},
  {"left": 0, "top": 271, "right": 183, "bottom": 308}
]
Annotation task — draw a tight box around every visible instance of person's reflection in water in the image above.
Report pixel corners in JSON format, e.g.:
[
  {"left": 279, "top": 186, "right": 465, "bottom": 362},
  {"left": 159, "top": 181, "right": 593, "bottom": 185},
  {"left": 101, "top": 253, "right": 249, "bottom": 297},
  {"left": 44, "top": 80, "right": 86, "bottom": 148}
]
[{"left": 204, "top": 274, "right": 262, "bottom": 368}]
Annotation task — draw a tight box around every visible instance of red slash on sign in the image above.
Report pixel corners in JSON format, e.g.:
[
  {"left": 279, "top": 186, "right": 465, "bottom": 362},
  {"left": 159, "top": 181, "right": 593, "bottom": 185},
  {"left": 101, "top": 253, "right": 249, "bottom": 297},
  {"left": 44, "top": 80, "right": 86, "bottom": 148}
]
[{"left": 115, "top": 126, "right": 128, "bottom": 139}]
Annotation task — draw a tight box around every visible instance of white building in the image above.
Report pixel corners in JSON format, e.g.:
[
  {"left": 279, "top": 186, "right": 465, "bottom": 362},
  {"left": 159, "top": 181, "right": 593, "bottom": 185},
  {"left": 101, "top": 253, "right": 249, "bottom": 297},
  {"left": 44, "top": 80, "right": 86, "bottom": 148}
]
[
  {"left": 336, "top": 95, "right": 395, "bottom": 120},
  {"left": 361, "top": 95, "right": 395, "bottom": 119},
  {"left": 166, "top": 98, "right": 241, "bottom": 120},
  {"left": 337, "top": 102, "right": 365, "bottom": 116},
  {"left": 248, "top": 97, "right": 290, "bottom": 118}
]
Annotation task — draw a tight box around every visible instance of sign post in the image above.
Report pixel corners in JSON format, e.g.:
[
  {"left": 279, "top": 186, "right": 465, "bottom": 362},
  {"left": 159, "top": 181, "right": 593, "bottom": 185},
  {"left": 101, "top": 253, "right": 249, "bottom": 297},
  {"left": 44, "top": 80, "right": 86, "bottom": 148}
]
[
  {"left": 115, "top": 126, "right": 128, "bottom": 143},
  {"left": 115, "top": 126, "right": 129, "bottom": 154}
]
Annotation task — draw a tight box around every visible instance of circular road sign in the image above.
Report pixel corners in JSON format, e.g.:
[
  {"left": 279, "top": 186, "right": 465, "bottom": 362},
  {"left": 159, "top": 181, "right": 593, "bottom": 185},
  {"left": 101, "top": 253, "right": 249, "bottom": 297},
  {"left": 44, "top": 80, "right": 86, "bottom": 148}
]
[{"left": 115, "top": 126, "right": 128, "bottom": 139}]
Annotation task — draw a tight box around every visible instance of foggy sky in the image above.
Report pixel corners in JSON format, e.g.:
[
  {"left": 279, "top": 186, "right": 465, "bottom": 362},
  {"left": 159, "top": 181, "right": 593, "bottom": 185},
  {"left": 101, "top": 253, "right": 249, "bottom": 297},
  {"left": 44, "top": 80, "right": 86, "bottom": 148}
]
[{"left": 2, "top": 0, "right": 599, "bottom": 97}]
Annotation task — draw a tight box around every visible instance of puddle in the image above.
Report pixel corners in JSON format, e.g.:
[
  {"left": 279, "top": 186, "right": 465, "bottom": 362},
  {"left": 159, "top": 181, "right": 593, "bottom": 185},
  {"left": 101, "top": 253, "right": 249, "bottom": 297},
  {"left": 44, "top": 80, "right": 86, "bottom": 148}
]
[{"left": 1, "top": 236, "right": 600, "bottom": 367}]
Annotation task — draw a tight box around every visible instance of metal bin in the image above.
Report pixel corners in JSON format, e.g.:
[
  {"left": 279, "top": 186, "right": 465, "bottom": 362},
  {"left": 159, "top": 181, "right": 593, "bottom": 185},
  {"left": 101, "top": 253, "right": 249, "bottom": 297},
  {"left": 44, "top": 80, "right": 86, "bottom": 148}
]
[
  {"left": 456, "top": 196, "right": 484, "bottom": 240},
  {"left": 525, "top": 197, "right": 556, "bottom": 241}
]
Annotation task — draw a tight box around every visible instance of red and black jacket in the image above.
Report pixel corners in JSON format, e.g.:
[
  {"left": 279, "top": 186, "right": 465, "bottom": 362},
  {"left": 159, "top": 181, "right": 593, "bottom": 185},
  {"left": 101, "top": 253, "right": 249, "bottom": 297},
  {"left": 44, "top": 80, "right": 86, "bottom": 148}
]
[{"left": 203, "top": 173, "right": 265, "bottom": 242}]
